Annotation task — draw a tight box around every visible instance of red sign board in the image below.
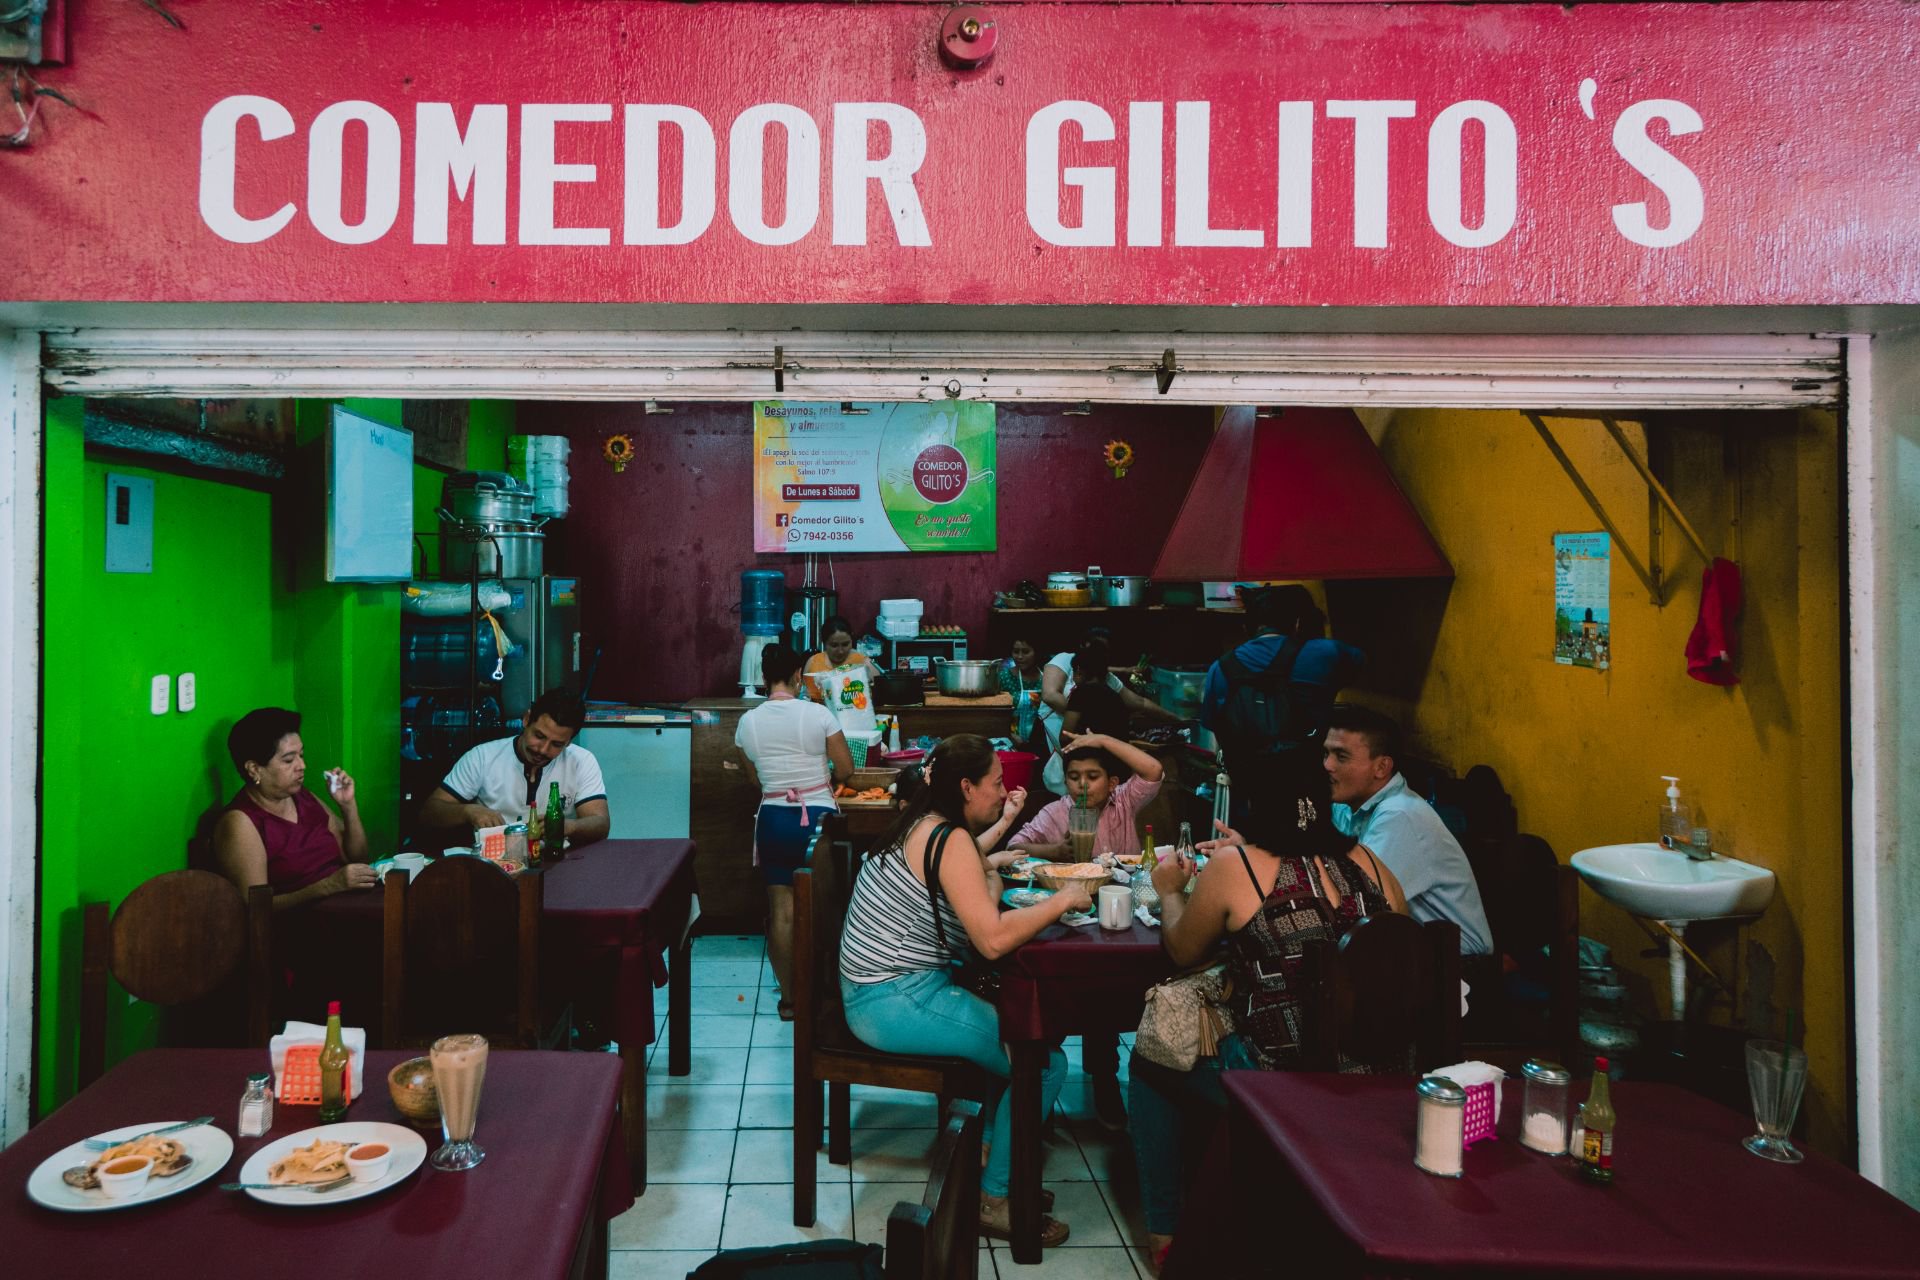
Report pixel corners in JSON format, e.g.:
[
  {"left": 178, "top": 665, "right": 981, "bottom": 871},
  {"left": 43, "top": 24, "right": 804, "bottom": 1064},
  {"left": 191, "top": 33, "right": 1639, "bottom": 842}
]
[{"left": 4, "top": 1, "right": 1915, "bottom": 307}]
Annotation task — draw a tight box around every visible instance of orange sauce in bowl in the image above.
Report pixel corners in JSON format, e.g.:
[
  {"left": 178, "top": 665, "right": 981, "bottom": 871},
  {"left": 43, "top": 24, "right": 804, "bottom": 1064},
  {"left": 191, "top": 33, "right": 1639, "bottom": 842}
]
[
  {"left": 102, "top": 1157, "right": 150, "bottom": 1176},
  {"left": 349, "top": 1143, "right": 389, "bottom": 1160}
]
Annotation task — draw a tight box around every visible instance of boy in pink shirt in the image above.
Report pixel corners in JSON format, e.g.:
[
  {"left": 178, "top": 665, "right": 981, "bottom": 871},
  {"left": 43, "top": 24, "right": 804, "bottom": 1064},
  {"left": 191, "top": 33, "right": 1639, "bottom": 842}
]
[
  {"left": 1006, "top": 731, "right": 1164, "bottom": 1132},
  {"left": 1009, "top": 732, "right": 1165, "bottom": 860}
]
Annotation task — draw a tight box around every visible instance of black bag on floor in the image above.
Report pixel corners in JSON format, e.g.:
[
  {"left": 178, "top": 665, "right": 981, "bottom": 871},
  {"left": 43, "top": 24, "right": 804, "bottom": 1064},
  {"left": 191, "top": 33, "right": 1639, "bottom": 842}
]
[{"left": 687, "top": 1240, "right": 883, "bottom": 1280}]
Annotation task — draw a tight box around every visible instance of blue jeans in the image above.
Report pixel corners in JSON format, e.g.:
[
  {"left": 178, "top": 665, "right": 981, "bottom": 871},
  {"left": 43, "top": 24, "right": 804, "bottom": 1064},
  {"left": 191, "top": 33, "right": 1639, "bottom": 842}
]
[
  {"left": 842, "top": 967, "right": 1067, "bottom": 1198},
  {"left": 1128, "top": 1034, "right": 1261, "bottom": 1234}
]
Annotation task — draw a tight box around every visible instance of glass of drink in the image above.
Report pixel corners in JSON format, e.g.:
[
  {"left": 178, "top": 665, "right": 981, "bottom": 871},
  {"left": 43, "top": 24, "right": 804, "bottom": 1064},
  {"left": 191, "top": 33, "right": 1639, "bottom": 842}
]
[
  {"left": 1066, "top": 805, "right": 1097, "bottom": 863},
  {"left": 1743, "top": 1039, "right": 1807, "bottom": 1163},
  {"left": 429, "top": 1033, "right": 490, "bottom": 1171}
]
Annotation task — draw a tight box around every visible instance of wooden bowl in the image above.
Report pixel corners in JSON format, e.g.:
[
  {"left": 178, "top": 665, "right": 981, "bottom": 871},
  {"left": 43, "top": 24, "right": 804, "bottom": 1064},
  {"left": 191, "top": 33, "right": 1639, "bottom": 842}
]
[
  {"left": 387, "top": 1055, "right": 441, "bottom": 1128},
  {"left": 1043, "top": 587, "right": 1093, "bottom": 608},
  {"left": 1032, "top": 864, "right": 1113, "bottom": 895}
]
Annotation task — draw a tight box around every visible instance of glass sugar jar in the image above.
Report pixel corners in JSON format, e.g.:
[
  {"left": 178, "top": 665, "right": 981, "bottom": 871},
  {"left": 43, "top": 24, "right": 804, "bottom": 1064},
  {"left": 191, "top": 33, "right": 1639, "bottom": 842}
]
[
  {"left": 1519, "top": 1059, "right": 1572, "bottom": 1155},
  {"left": 1414, "top": 1077, "right": 1466, "bottom": 1177}
]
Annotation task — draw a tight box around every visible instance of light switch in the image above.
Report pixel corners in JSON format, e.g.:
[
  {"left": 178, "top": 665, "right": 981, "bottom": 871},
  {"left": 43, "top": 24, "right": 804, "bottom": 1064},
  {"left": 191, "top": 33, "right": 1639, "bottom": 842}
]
[
  {"left": 177, "top": 672, "right": 196, "bottom": 712},
  {"left": 149, "top": 675, "right": 170, "bottom": 715}
]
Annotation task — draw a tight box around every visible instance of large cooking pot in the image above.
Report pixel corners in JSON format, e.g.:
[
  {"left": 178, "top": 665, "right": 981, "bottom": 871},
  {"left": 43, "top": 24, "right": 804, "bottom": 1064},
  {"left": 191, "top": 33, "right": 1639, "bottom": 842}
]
[
  {"left": 440, "top": 517, "right": 545, "bottom": 579},
  {"left": 442, "top": 471, "right": 536, "bottom": 525},
  {"left": 874, "top": 670, "right": 925, "bottom": 707},
  {"left": 1090, "top": 573, "right": 1150, "bottom": 607},
  {"left": 934, "top": 658, "right": 999, "bottom": 698}
]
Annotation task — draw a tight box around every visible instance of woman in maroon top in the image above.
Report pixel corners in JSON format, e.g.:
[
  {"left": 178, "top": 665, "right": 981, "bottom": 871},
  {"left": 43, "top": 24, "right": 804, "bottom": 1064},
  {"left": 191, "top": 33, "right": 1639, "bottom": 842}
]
[{"left": 213, "top": 707, "right": 374, "bottom": 910}]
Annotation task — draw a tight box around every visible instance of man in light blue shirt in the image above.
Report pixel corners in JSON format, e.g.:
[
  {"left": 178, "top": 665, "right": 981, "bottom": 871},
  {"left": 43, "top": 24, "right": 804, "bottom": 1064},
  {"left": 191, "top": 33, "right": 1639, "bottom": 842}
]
[{"left": 1323, "top": 706, "right": 1493, "bottom": 956}]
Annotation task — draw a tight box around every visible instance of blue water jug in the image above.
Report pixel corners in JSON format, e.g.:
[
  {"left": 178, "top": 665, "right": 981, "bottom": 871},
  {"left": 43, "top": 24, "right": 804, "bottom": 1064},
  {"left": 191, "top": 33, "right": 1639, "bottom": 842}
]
[{"left": 740, "top": 569, "right": 787, "bottom": 636}]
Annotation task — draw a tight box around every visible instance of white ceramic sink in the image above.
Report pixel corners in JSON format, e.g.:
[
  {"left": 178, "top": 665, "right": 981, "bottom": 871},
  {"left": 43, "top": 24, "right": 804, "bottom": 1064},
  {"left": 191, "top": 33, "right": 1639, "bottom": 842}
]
[{"left": 1571, "top": 842, "right": 1776, "bottom": 921}]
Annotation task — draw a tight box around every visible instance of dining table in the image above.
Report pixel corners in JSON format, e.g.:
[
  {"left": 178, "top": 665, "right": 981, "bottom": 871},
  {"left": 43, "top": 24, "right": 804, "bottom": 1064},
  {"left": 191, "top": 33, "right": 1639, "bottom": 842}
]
[
  {"left": 294, "top": 837, "right": 698, "bottom": 1190},
  {"left": 997, "top": 913, "right": 1170, "bottom": 1263},
  {"left": 1181, "top": 1070, "right": 1920, "bottom": 1280},
  {"left": 2, "top": 1048, "right": 633, "bottom": 1280}
]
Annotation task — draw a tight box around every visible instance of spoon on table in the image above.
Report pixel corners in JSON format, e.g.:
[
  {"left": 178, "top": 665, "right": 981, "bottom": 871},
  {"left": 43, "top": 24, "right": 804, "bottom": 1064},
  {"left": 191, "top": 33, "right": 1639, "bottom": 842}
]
[
  {"left": 219, "top": 1175, "right": 354, "bottom": 1193},
  {"left": 84, "top": 1116, "right": 215, "bottom": 1151}
]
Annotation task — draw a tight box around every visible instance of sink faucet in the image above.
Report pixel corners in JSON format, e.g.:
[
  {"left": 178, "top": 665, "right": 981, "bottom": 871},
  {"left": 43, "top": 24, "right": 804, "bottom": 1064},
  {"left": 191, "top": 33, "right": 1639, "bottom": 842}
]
[{"left": 1675, "top": 835, "right": 1714, "bottom": 862}]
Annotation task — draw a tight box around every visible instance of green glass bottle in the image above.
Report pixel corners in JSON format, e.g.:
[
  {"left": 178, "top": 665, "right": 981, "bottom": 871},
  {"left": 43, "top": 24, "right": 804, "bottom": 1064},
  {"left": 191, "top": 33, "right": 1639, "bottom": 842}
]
[
  {"left": 318, "top": 1000, "right": 350, "bottom": 1122},
  {"left": 545, "top": 782, "right": 566, "bottom": 861}
]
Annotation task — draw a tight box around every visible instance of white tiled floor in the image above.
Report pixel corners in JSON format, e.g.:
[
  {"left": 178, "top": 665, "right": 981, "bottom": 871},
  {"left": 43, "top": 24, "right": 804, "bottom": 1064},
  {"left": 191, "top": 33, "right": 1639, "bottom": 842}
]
[{"left": 610, "top": 934, "right": 1150, "bottom": 1279}]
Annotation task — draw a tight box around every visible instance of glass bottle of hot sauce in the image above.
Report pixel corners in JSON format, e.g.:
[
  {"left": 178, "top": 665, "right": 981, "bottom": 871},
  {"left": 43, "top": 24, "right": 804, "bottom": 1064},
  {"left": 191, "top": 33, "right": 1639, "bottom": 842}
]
[
  {"left": 1579, "top": 1056, "right": 1616, "bottom": 1183},
  {"left": 318, "top": 1000, "right": 350, "bottom": 1122}
]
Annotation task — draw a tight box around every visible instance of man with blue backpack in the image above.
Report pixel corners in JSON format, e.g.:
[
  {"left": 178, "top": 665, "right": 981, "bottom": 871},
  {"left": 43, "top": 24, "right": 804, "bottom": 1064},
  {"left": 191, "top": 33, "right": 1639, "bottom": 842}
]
[{"left": 1201, "top": 585, "right": 1364, "bottom": 772}]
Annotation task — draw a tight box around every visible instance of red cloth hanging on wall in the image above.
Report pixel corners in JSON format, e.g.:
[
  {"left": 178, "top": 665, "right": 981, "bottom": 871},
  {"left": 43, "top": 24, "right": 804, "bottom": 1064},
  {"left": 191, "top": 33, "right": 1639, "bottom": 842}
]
[{"left": 1685, "top": 557, "right": 1743, "bottom": 686}]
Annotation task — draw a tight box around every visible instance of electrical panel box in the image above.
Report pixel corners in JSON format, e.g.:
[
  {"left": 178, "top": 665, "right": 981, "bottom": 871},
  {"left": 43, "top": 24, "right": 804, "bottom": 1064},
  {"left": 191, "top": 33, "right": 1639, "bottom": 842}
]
[{"left": 104, "top": 473, "right": 155, "bottom": 574}]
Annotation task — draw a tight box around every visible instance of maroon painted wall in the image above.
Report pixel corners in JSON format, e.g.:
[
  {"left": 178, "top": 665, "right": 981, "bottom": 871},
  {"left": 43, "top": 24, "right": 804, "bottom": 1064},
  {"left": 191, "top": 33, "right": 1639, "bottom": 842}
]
[{"left": 525, "top": 402, "right": 1215, "bottom": 702}]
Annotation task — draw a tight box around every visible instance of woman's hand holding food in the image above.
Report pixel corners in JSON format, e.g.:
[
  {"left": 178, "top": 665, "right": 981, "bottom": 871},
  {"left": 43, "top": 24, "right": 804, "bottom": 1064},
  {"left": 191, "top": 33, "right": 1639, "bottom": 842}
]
[
  {"left": 1053, "top": 881, "right": 1095, "bottom": 914},
  {"left": 1000, "top": 786, "right": 1028, "bottom": 823},
  {"left": 986, "top": 850, "right": 1027, "bottom": 871}
]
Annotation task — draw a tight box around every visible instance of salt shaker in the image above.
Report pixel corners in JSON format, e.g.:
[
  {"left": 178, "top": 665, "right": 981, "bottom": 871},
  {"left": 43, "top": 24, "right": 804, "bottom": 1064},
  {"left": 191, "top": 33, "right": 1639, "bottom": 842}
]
[
  {"left": 238, "top": 1071, "right": 274, "bottom": 1137},
  {"left": 1520, "top": 1059, "right": 1572, "bottom": 1155},
  {"left": 1414, "top": 1077, "right": 1466, "bottom": 1177}
]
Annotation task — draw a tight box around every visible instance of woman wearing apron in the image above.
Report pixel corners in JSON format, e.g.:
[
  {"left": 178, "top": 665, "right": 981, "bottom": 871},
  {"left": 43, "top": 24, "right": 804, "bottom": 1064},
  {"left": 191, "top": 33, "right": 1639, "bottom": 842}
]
[{"left": 735, "top": 642, "right": 856, "bottom": 1019}]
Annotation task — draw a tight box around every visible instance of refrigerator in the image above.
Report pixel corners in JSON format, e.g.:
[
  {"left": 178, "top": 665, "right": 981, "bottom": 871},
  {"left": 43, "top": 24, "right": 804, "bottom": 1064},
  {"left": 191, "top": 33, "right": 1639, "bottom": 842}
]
[{"left": 496, "top": 575, "right": 585, "bottom": 717}]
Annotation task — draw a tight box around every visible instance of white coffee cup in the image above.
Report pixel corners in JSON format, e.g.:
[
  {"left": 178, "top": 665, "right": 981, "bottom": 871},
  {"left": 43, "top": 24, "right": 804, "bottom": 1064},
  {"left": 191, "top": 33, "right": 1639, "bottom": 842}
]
[{"left": 1097, "top": 884, "right": 1133, "bottom": 930}]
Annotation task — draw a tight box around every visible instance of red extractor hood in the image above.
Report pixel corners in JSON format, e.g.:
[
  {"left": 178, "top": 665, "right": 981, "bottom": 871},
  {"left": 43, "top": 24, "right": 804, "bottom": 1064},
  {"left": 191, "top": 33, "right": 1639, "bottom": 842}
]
[{"left": 1153, "top": 406, "right": 1451, "bottom": 581}]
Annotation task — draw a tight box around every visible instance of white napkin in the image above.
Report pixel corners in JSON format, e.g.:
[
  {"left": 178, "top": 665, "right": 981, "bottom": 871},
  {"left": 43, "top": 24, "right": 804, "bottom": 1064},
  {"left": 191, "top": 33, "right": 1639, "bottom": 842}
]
[
  {"left": 1426, "top": 1059, "right": 1505, "bottom": 1111},
  {"left": 1133, "top": 904, "right": 1160, "bottom": 929},
  {"left": 1060, "top": 911, "right": 1098, "bottom": 928},
  {"left": 271, "top": 1021, "right": 368, "bottom": 1100}
]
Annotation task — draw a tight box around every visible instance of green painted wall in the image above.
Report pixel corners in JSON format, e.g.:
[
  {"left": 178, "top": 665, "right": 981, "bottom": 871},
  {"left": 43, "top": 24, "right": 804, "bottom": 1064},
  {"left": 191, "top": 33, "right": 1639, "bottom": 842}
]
[{"left": 36, "top": 397, "right": 512, "bottom": 1113}]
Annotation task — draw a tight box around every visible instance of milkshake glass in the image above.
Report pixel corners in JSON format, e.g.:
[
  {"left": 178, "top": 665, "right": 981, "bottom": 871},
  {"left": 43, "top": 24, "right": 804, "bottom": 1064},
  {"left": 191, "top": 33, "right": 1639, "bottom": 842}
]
[{"left": 429, "top": 1033, "right": 490, "bottom": 1171}]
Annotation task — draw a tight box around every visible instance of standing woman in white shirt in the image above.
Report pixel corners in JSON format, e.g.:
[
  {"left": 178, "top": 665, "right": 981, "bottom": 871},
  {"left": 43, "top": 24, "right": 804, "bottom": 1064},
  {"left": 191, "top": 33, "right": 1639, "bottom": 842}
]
[{"left": 734, "top": 642, "right": 856, "bottom": 1018}]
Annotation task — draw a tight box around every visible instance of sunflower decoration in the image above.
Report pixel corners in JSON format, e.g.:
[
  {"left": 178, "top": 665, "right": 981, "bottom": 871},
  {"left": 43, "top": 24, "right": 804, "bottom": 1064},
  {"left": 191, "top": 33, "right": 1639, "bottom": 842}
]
[
  {"left": 1103, "top": 439, "right": 1135, "bottom": 479},
  {"left": 603, "top": 433, "right": 635, "bottom": 474}
]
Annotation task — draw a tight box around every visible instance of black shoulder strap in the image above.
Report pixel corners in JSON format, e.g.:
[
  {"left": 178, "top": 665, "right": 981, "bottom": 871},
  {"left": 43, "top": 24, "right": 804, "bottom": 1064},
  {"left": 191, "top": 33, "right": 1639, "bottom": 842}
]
[
  {"left": 1220, "top": 636, "right": 1302, "bottom": 687},
  {"left": 924, "top": 822, "right": 956, "bottom": 950}
]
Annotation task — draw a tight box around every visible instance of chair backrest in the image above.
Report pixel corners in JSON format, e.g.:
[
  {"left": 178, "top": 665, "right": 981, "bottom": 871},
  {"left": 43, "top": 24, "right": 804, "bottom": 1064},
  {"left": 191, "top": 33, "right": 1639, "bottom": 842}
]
[
  {"left": 80, "top": 870, "right": 272, "bottom": 1087},
  {"left": 382, "top": 856, "right": 541, "bottom": 1048},
  {"left": 793, "top": 815, "right": 853, "bottom": 1073},
  {"left": 1300, "top": 913, "right": 1461, "bottom": 1072},
  {"left": 885, "top": 1099, "right": 984, "bottom": 1280}
]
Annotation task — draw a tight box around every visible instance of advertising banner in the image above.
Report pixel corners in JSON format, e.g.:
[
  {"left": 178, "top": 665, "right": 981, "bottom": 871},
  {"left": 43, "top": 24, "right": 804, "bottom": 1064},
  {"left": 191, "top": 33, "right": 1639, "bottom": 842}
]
[
  {"left": 3, "top": 2, "right": 1918, "bottom": 308},
  {"left": 752, "top": 402, "right": 996, "bottom": 553},
  {"left": 1554, "top": 532, "right": 1612, "bottom": 670}
]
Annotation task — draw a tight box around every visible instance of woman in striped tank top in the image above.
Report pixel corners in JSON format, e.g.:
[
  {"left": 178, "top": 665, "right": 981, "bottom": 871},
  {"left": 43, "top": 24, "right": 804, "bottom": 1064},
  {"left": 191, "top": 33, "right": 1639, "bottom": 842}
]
[{"left": 840, "top": 735, "right": 1093, "bottom": 1248}]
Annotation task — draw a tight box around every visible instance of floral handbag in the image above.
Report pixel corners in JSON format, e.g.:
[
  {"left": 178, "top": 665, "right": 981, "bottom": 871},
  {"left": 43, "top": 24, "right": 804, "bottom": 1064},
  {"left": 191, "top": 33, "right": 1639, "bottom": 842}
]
[{"left": 1133, "top": 963, "right": 1234, "bottom": 1072}]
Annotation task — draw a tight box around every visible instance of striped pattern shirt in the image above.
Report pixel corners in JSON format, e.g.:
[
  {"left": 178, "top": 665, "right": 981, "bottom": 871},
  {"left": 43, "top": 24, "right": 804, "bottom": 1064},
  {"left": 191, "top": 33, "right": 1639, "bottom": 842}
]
[{"left": 840, "top": 830, "right": 968, "bottom": 986}]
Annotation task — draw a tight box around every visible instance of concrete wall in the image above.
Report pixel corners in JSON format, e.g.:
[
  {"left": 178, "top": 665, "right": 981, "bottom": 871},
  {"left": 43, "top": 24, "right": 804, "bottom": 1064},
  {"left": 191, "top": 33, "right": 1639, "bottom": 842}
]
[{"left": 1353, "top": 408, "right": 1849, "bottom": 1154}]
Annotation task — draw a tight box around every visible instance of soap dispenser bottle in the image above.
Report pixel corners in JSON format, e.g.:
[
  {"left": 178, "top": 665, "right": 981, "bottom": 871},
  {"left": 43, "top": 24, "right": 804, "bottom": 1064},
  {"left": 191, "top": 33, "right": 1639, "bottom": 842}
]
[{"left": 1658, "top": 777, "right": 1693, "bottom": 851}]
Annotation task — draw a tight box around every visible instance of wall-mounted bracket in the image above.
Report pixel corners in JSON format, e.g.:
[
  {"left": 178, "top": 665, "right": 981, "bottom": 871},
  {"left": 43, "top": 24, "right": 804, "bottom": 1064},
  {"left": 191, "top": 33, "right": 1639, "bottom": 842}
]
[
  {"left": 1527, "top": 412, "right": 1721, "bottom": 607},
  {"left": 773, "top": 345, "right": 785, "bottom": 393},
  {"left": 1155, "top": 348, "right": 1177, "bottom": 395}
]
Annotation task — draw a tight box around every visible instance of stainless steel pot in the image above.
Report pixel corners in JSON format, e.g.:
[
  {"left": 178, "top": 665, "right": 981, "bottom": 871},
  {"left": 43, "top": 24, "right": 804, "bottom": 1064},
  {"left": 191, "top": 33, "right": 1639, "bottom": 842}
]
[
  {"left": 440, "top": 517, "right": 545, "bottom": 579},
  {"left": 1090, "top": 574, "right": 1150, "bottom": 607},
  {"left": 442, "top": 471, "right": 536, "bottom": 525},
  {"left": 934, "top": 658, "right": 999, "bottom": 698}
]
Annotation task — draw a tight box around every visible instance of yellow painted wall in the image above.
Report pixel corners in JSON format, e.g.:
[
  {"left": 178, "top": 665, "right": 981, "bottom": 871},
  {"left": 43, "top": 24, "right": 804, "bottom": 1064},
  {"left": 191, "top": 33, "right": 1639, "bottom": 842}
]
[{"left": 1358, "top": 409, "right": 1847, "bottom": 1153}]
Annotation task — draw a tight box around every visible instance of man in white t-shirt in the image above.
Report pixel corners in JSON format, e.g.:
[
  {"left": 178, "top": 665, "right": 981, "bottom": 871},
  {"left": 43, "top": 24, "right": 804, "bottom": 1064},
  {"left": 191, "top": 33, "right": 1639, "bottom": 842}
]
[{"left": 419, "top": 688, "right": 611, "bottom": 848}]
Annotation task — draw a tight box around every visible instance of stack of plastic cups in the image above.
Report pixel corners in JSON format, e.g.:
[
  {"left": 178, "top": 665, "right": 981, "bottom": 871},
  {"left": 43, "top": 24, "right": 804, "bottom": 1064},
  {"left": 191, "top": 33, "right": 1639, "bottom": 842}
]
[{"left": 508, "top": 435, "right": 571, "bottom": 518}]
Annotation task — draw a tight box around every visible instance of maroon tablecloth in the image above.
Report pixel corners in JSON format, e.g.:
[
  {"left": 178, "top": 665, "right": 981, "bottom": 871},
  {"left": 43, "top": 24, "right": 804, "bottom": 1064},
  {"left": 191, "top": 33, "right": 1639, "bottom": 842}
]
[
  {"left": 1215, "top": 1072, "right": 1920, "bottom": 1280},
  {"left": 3, "top": 1049, "right": 633, "bottom": 1278},
  {"left": 299, "top": 839, "right": 697, "bottom": 1049},
  {"left": 996, "top": 918, "right": 1170, "bottom": 1042}
]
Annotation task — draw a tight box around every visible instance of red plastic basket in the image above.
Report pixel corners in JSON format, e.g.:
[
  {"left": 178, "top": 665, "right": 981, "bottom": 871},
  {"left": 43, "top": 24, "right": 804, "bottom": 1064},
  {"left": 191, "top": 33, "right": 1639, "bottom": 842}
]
[{"left": 1462, "top": 1080, "right": 1498, "bottom": 1146}]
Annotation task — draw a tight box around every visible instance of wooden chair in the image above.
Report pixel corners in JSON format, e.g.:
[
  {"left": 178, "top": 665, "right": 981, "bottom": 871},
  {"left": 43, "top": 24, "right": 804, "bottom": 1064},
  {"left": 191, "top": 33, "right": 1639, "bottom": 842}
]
[
  {"left": 885, "top": 1099, "right": 984, "bottom": 1280},
  {"left": 792, "top": 816, "right": 994, "bottom": 1227},
  {"left": 80, "top": 870, "right": 272, "bottom": 1087},
  {"left": 382, "top": 856, "right": 543, "bottom": 1049},
  {"left": 1298, "top": 914, "right": 1463, "bottom": 1072},
  {"left": 1461, "top": 833, "right": 1582, "bottom": 1069}
]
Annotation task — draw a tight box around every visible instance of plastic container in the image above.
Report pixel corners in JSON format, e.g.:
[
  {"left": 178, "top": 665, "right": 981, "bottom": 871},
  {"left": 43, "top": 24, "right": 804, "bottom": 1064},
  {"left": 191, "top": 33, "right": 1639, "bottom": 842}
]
[
  {"left": 877, "top": 615, "right": 921, "bottom": 639},
  {"left": 878, "top": 598, "right": 924, "bottom": 618},
  {"left": 996, "top": 751, "right": 1037, "bottom": 794},
  {"left": 402, "top": 618, "right": 511, "bottom": 688},
  {"left": 741, "top": 569, "right": 787, "bottom": 637}
]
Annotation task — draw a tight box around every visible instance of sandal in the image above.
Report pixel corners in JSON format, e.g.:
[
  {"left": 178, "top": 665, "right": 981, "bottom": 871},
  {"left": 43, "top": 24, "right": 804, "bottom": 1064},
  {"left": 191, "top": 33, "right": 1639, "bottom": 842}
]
[
  {"left": 979, "top": 1196, "right": 1070, "bottom": 1248},
  {"left": 776, "top": 1000, "right": 795, "bottom": 1022}
]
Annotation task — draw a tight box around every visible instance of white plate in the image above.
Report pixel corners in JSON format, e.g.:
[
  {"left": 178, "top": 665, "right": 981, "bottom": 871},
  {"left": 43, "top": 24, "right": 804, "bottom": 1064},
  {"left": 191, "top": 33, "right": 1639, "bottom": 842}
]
[
  {"left": 26, "top": 1120, "right": 234, "bottom": 1212},
  {"left": 237, "top": 1121, "right": 427, "bottom": 1207}
]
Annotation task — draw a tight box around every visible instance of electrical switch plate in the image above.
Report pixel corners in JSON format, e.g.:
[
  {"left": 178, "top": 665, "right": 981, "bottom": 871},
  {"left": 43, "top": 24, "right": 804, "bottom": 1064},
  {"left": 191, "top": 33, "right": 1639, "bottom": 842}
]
[
  {"left": 149, "top": 674, "right": 170, "bottom": 715},
  {"left": 105, "top": 473, "right": 156, "bottom": 574},
  {"left": 177, "top": 672, "right": 196, "bottom": 712}
]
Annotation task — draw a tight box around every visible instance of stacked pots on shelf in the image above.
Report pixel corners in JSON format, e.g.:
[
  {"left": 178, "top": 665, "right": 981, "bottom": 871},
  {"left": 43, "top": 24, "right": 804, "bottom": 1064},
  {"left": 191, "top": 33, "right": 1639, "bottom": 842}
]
[{"left": 439, "top": 471, "right": 548, "bottom": 579}]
